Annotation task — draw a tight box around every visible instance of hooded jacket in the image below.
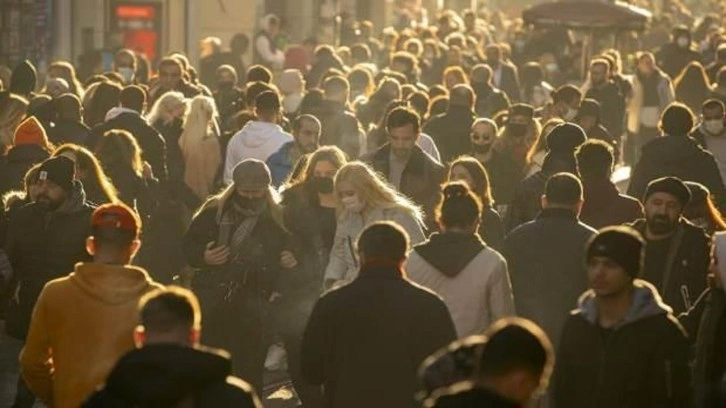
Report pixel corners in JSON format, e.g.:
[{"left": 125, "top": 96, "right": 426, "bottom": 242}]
[
  {"left": 9, "top": 60, "right": 37, "bottom": 98},
  {"left": 4, "top": 181, "right": 94, "bottom": 339},
  {"left": 83, "top": 344, "right": 261, "bottom": 407},
  {"left": 407, "top": 232, "right": 514, "bottom": 337},
  {"left": 224, "top": 120, "right": 293, "bottom": 184},
  {"left": 580, "top": 176, "right": 643, "bottom": 229},
  {"left": 266, "top": 141, "right": 300, "bottom": 187},
  {"left": 19, "top": 263, "right": 163, "bottom": 408},
  {"left": 628, "top": 134, "right": 726, "bottom": 211},
  {"left": 553, "top": 280, "right": 691, "bottom": 408}
]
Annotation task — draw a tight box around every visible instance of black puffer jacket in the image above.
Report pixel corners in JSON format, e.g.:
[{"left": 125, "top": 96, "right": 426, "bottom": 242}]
[
  {"left": 49, "top": 119, "right": 91, "bottom": 146},
  {"left": 691, "top": 288, "right": 726, "bottom": 407},
  {"left": 3, "top": 182, "right": 94, "bottom": 340},
  {"left": 628, "top": 135, "right": 726, "bottom": 211},
  {"left": 82, "top": 344, "right": 261, "bottom": 407},
  {"left": 0, "top": 144, "right": 50, "bottom": 196},
  {"left": 553, "top": 280, "right": 692, "bottom": 408}
]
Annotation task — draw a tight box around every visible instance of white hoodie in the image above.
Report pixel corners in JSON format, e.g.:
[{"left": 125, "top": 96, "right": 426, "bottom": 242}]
[{"left": 224, "top": 120, "right": 293, "bottom": 184}]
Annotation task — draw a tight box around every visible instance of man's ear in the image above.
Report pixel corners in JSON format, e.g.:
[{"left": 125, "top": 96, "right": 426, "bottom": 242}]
[
  {"left": 129, "top": 239, "right": 141, "bottom": 258},
  {"left": 133, "top": 325, "right": 145, "bottom": 348},
  {"left": 86, "top": 236, "right": 96, "bottom": 256},
  {"left": 190, "top": 328, "right": 201, "bottom": 346}
]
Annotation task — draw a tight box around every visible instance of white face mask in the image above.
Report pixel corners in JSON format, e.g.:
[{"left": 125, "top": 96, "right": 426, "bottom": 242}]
[
  {"left": 705, "top": 119, "right": 725, "bottom": 135},
  {"left": 564, "top": 108, "right": 578, "bottom": 121},
  {"left": 118, "top": 67, "right": 135, "bottom": 84},
  {"left": 341, "top": 195, "right": 364, "bottom": 213},
  {"left": 677, "top": 37, "right": 690, "bottom": 48}
]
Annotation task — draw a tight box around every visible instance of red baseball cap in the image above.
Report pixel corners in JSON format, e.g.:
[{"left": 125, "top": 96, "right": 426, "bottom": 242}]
[{"left": 91, "top": 203, "right": 140, "bottom": 234}]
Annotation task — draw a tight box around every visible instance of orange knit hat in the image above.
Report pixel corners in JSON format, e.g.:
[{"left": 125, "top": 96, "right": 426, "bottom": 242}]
[{"left": 13, "top": 116, "right": 48, "bottom": 147}]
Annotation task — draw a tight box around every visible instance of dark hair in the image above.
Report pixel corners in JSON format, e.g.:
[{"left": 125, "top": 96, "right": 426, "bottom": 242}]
[
  {"left": 437, "top": 182, "right": 482, "bottom": 229},
  {"left": 660, "top": 102, "right": 695, "bottom": 135},
  {"left": 428, "top": 95, "right": 449, "bottom": 118},
  {"left": 158, "top": 57, "right": 183, "bottom": 73},
  {"left": 391, "top": 51, "right": 417, "bottom": 73},
  {"left": 84, "top": 81, "right": 122, "bottom": 127},
  {"left": 357, "top": 221, "right": 409, "bottom": 263},
  {"left": 428, "top": 85, "right": 448, "bottom": 100},
  {"left": 292, "top": 114, "right": 321, "bottom": 133},
  {"left": 407, "top": 91, "right": 429, "bottom": 118},
  {"left": 576, "top": 139, "right": 614, "bottom": 179},
  {"left": 246, "top": 64, "right": 272, "bottom": 84},
  {"left": 386, "top": 106, "right": 420, "bottom": 134},
  {"left": 230, "top": 33, "right": 250, "bottom": 55},
  {"left": 323, "top": 75, "right": 350, "bottom": 97},
  {"left": 545, "top": 172, "right": 582, "bottom": 206},
  {"left": 255, "top": 90, "right": 281, "bottom": 112},
  {"left": 449, "top": 84, "right": 475, "bottom": 109},
  {"left": 56, "top": 93, "right": 82, "bottom": 121},
  {"left": 703, "top": 98, "right": 726, "bottom": 113},
  {"left": 552, "top": 85, "right": 582, "bottom": 104},
  {"left": 478, "top": 318, "right": 553, "bottom": 389},
  {"left": 449, "top": 156, "right": 495, "bottom": 206},
  {"left": 139, "top": 287, "right": 201, "bottom": 334},
  {"left": 245, "top": 81, "right": 275, "bottom": 107},
  {"left": 298, "top": 89, "right": 324, "bottom": 115},
  {"left": 351, "top": 43, "right": 371, "bottom": 62},
  {"left": 683, "top": 182, "right": 726, "bottom": 233},
  {"left": 119, "top": 85, "right": 146, "bottom": 112}
]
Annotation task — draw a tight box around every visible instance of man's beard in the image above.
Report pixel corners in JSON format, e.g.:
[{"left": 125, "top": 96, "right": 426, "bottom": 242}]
[
  {"left": 36, "top": 194, "right": 62, "bottom": 212},
  {"left": 299, "top": 143, "right": 319, "bottom": 154},
  {"left": 647, "top": 214, "right": 677, "bottom": 235}
]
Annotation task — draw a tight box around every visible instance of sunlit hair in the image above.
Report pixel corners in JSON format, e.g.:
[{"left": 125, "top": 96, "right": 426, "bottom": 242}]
[
  {"left": 147, "top": 91, "right": 187, "bottom": 126},
  {"left": 0, "top": 94, "right": 29, "bottom": 149},
  {"left": 286, "top": 146, "right": 348, "bottom": 190},
  {"left": 49, "top": 61, "right": 85, "bottom": 100},
  {"left": 95, "top": 130, "right": 144, "bottom": 177},
  {"left": 52, "top": 143, "right": 119, "bottom": 204},
  {"left": 449, "top": 156, "right": 495, "bottom": 207},
  {"left": 526, "top": 117, "right": 564, "bottom": 165},
  {"left": 443, "top": 66, "right": 469, "bottom": 89},
  {"left": 180, "top": 95, "right": 219, "bottom": 150},
  {"left": 334, "top": 161, "right": 422, "bottom": 222}
]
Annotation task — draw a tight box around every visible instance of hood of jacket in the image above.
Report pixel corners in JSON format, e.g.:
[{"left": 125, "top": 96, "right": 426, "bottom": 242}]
[
  {"left": 7, "top": 143, "right": 50, "bottom": 164},
  {"left": 71, "top": 263, "right": 156, "bottom": 305},
  {"left": 577, "top": 279, "right": 673, "bottom": 329},
  {"left": 105, "top": 107, "right": 141, "bottom": 122},
  {"left": 414, "top": 232, "right": 486, "bottom": 278},
  {"left": 103, "top": 344, "right": 232, "bottom": 405},
  {"left": 238, "top": 120, "right": 286, "bottom": 148},
  {"left": 10, "top": 60, "right": 37, "bottom": 97}
]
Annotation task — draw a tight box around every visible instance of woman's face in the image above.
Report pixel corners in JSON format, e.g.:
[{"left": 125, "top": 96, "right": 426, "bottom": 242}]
[
  {"left": 450, "top": 165, "right": 475, "bottom": 191},
  {"left": 336, "top": 180, "right": 357, "bottom": 199},
  {"left": 313, "top": 160, "right": 338, "bottom": 179}
]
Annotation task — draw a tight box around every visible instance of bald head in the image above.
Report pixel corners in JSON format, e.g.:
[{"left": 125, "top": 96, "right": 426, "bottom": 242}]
[{"left": 450, "top": 84, "right": 475, "bottom": 110}]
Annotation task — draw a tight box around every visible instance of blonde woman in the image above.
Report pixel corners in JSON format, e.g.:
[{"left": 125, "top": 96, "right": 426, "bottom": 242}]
[
  {"left": 179, "top": 95, "right": 221, "bottom": 199},
  {"left": 324, "top": 161, "right": 425, "bottom": 287}
]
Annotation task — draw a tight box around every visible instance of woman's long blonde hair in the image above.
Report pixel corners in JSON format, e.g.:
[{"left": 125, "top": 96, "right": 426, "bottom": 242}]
[
  {"left": 179, "top": 96, "right": 218, "bottom": 150},
  {"left": 147, "top": 91, "right": 187, "bottom": 126},
  {"left": 53, "top": 143, "right": 119, "bottom": 204},
  {"left": 334, "top": 161, "right": 422, "bottom": 222}
]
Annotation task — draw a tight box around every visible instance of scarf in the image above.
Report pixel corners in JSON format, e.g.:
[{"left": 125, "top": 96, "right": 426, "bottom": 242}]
[{"left": 217, "top": 200, "right": 266, "bottom": 260}]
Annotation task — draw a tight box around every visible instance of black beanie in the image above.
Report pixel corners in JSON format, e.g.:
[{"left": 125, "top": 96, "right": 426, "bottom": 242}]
[
  {"left": 644, "top": 176, "right": 691, "bottom": 207},
  {"left": 38, "top": 156, "right": 75, "bottom": 193},
  {"left": 586, "top": 226, "right": 644, "bottom": 279},
  {"left": 546, "top": 123, "right": 587, "bottom": 154}
]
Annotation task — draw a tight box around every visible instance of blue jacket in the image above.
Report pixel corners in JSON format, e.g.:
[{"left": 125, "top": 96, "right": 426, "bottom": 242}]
[{"left": 266, "top": 141, "right": 296, "bottom": 187}]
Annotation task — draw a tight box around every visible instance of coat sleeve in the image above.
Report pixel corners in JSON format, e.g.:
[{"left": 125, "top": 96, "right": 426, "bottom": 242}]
[
  {"left": 324, "top": 223, "right": 350, "bottom": 282},
  {"left": 224, "top": 137, "right": 241, "bottom": 185},
  {"left": 626, "top": 155, "right": 649, "bottom": 200},
  {"left": 301, "top": 296, "right": 329, "bottom": 385},
  {"left": 397, "top": 211, "right": 427, "bottom": 246},
  {"left": 649, "top": 321, "right": 692, "bottom": 407},
  {"left": 19, "top": 287, "right": 54, "bottom": 404},
  {"left": 486, "top": 258, "right": 515, "bottom": 324},
  {"left": 552, "top": 317, "right": 578, "bottom": 408},
  {"left": 183, "top": 209, "right": 217, "bottom": 268},
  {"left": 504, "top": 184, "right": 526, "bottom": 232}
]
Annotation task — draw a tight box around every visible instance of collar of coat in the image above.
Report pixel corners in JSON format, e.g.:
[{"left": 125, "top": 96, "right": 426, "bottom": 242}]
[
  {"left": 537, "top": 207, "right": 579, "bottom": 222},
  {"left": 370, "top": 142, "right": 430, "bottom": 175}
]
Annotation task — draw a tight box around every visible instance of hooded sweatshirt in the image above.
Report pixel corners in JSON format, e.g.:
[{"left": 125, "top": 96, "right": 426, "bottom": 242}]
[
  {"left": 406, "top": 232, "right": 515, "bottom": 337},
  {"left": 223, "top": 120, "right": 293, "bottom": 184},
  {"left": 554, "top": 280, "right": 691, "bottom": 408},
  {"left": 20, "top": 263, "right": 163, "bottom": 408},
  {"left": 83, "top": 344, "right": 261, "bottom": 407},
  {"left": 9, "top": 60, "right": 37, "bottom": 98}
]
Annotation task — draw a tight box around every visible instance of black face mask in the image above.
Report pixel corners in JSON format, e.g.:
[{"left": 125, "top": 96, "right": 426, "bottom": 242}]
[
  {"left": 313, "top": 176, "right": 335, "bottom": 194},
  {"left": 472, "top": 143, "right": 492, "bottom": 154},
  {"left": 508, "top": 123, "right": 528, "bottom": 138}
]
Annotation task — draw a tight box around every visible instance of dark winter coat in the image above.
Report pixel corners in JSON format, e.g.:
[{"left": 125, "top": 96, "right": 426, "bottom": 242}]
[
  {"left": 302, "top": 264, "right": 457, "bottom": 408},
  {"left": 83, "top": 344, "right": 261, "bottom": 408},
  {"left": 49, "top": 119, "right": 91, "bottom": 146},
  {"left": 553, "top": 280, "right": 692, "bottom": 408},
  {"left": 479, "top": 206, "right": 505, "bottom": 250},
  {"left": 502, "top": 208, "right": 596, "bottom": 349},
  {"left": 586, "top": 81, "right": 626, "bottom": 138},
  {"left": 580, "top": 177, "right": 643, "bottom": 229},
  {"left": 0, "top": 144, "right": 50, "bottom": 196},
  {"left": 632, "top": 218, "right": 710, "bottom": 314},
  {"left": 362, "top": 143, "right": 445, "bottom": 228},
  {"left": 312, "top": 100, "right": 362, "bottom": 160},
  {"left": 628, "top": 134, "right": 726, "bottom": 211},
  {"left": 474, "top": 84, "right": 510, "bottom": 119},
  {"left": 279, "top": 183, "right": 337, "bottom": 335},
  {"left": 484, "top": 149, "right": 525, "bottom": 207},
  {"left": 656, "top": 43, "right": 702, "bottom": 81},
  {"left": 423, "top": 106, "right": 476, "bottom": 164},
  {"left": 692, "top": 288, "right": 726, "bottom": 408},
  {"left": 504, "top": 169, "right": 549, "bottom": 232},
  {"left": 102, "top": 163, "right": 158, "bottom": 220},
  {"left": 183, "top": 193, "right": 289, "bottom": 390},
  {"left": 3, "top": 182, "right": 94, "bottom": 340},
  {"left": 490, "top": 62, "right": 521, "bottom": 103},
  {"left": 91, "top": 112, "right": 168, "bottom": 183}
]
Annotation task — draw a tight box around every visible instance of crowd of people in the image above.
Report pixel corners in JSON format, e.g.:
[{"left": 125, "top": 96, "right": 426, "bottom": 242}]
[{"left": 1, "top": 1, "right": 726, "bottom": 407}]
